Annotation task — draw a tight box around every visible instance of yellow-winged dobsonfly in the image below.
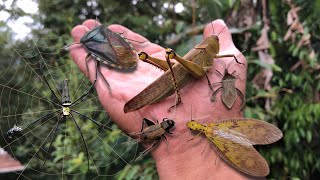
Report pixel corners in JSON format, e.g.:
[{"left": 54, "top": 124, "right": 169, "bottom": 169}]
[{"left": 186, "top": 118, "right": 283, "bottom": 177}]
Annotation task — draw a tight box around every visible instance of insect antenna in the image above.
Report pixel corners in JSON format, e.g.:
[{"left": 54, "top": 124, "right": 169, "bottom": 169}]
[
  {"left": 62, "top": 42, "right": 82, "bottom": 50},
  {"left": 70, "top": 113, "right": 90, "bottom": 170},
  {"left": 217, "top": 14, "right": 242, "bottom": 37},
  {"left": 205, "top": 6, "right": 215, "bottom": 35}
]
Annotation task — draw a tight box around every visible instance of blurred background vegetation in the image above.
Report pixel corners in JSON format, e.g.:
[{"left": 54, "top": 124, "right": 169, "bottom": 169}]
[{"left": 0, "top": 0, "right": 319, "bottom": 179}]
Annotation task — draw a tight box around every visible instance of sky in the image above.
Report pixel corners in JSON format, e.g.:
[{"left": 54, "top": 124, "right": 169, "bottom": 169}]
[{"left": 0, "top": 0, "right": 38, "bottom": 39}]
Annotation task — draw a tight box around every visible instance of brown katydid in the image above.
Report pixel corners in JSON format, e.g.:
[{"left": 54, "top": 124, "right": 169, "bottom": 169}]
[
  {"left": 210, "top": 59, "right": 245, "bottom": 110},
  {"left": 130, "top": 117, "right": 175, "bottom": 158},
  {"left": 124, "top": 21, "right": 244, "bottom": 113}
]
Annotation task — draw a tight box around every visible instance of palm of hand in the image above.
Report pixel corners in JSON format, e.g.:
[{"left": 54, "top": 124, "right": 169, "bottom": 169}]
[{"left": 69, "top": 19, "right": 247, "bottom": 177}]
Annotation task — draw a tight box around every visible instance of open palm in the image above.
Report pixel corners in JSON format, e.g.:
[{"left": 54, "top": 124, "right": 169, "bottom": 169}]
[{"left": 70, "top": 19, "right": 252, "bottom": 179}]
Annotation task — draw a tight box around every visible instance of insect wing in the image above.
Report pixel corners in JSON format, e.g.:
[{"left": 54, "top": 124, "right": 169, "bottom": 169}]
[
  {"left": 142, "top": 125, "right": 165, "bottom": 140},
  {"left": 81, "top": 27, "right": 118, "bottom": 64},
  {"left": 208, "top": 135, "right": 269, "bottom": 177},
  {"left": 104, "top": 28, "right": 137, "bottom": 68},
  {"left": 213, "top": 118, "right": 283, "bottom": 145},
  {"left": 80, "top": 25, "right": 105, "bottom": 43}
]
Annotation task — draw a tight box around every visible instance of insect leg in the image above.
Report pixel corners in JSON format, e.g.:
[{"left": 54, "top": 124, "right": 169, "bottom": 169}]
[
  {"left": 162, "top": 135, "right": 170, "bottom": 154},
  {"left": 205, "top": 73, "right": 213, "bottom": 90},
  {"left": 70, "top": 113, "right": 90, "bottom": 170},
  {"left": 96, "top": 60, "right": 111, "bottom": 89},
  {"left": 211, "top": 87, "right": 223, "bottom": 102},
  {"left": 215, "top": 69, "right": 224, "bottom": 77},
  {"left": 39, "top": 62, "right": 62, "bottom": 107},
  {"left": 84, "top": 53, "right": 92, "bottom": 78},
  {"left": 201, "top": 141, "right": 210, "bottom": 155},
  {"left": 214, "top": 54, "right": 244, "bottom": 65},
  {"left": 139, "top": 138, "right": 161, "bottom": 156},
  {"left": 166, "top": 49, "right": 206, "bottom": 78},
  {"left": 42, "top": 114, "right": 61, "bottom": 168},
  {"left": 138, "top": 52, "right": 172, "bottom": 71},
  {"left": 187, "top": 132, "right": 202, "bottom": 142},
  {"left": 70, "top": 60, "right": 98, "bottom": 107},
  {"left": 236, "top": 88, "right": 246, "bottom": 111},
  {"left": 165, "top": 50, "right": 182, "bottom": 111}
]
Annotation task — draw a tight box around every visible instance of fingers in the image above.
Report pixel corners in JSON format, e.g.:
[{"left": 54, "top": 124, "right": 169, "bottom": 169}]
[{"left": 203, "top": 19, "right": 236, "bottom": 53}]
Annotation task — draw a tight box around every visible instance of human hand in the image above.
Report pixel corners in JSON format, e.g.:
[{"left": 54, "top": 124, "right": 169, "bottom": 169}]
[{"left": 70, "top": 19, "right": 258, "bottom": 179}]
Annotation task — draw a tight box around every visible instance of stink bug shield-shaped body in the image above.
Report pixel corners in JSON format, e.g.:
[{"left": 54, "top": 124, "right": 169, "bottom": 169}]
[
  {"left": 132, "top": 118, "right": 175, "bottom": 156},
  {"left": 80, "top": 25, "right": 137, "bottom": 69},
  {"left": 186, "top": 119, "right": 283, "bottom": 177}
]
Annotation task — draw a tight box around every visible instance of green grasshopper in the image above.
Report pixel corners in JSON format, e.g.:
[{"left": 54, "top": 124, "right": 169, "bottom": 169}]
[{"left": 124, "top": 24, "right": 244, "bottom": 113}]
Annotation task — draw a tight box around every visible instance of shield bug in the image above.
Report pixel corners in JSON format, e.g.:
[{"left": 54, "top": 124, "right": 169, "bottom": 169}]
[
  {"left": 211, "top": 59, "right": 245, "bottom": 110},
  {"left": 186, "top": 118, "right": 283, "bottom": 177},
  {"left": 131, "top": 117, "right": 175, "bottom": 157},
  {"left": 66, "top": 24, "right": 138, "bottom": 87}
]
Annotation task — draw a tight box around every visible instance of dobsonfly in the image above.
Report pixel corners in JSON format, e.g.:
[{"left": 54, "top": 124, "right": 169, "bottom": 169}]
[
  {"left": 124, "top": 21, "right": 244, "bottom": 113},
  {"left": 211, "top": 59, "right": 245, "bottom": 110},
  {"left": 186, "top": 117, "right": 283, "bottom": 177}
]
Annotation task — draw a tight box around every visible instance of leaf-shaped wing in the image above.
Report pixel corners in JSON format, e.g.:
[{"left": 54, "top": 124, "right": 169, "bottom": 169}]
[
  {"left": 208, "top": 135, "right": 269, "bottom": 177},
  {"left": 212, "top": 118, "right": 283, "bottom": 145}
]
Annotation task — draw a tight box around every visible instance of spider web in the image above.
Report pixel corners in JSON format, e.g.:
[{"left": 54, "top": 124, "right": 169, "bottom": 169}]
[{"left": 0, "top": 32, "right": 156, "bottom": 179}]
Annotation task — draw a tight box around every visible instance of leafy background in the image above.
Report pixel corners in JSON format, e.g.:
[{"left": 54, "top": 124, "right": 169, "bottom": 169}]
[{"left": 0, "top": 0, "right": 320, "bottom": 179}]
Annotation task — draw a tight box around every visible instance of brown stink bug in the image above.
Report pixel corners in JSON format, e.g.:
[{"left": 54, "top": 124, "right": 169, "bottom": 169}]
[{"left": 211, "top": 59, "right": 245, "bottom": 110}]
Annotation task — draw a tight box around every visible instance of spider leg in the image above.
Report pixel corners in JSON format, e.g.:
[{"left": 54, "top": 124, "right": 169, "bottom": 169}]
[
  {"left": 42, "top": 114, "right": 61, "bottom": 168},
  {"left": 70, "top": 59, "right": 98, "bottom": 107},
  {"left": 70, "top": 110, "right": 113, "bottom": 132},
  {"left": 70, "top": 113, "right": 90, "bottom": 170},
  {"left": 24, "top": 110, "right": 60, "bottom": 130},
  {"left": 39, "top": 62, "right": 62, "bottom": 107}
]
